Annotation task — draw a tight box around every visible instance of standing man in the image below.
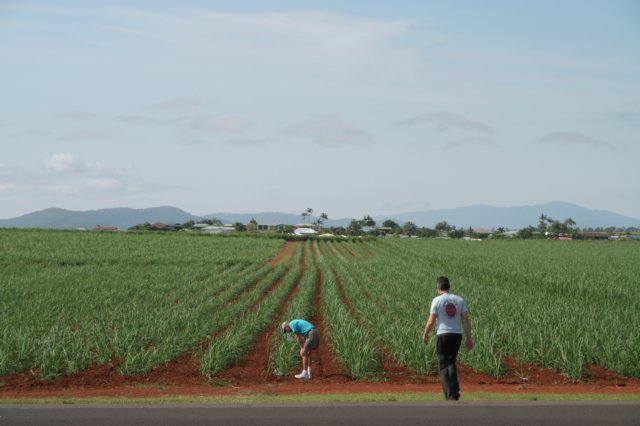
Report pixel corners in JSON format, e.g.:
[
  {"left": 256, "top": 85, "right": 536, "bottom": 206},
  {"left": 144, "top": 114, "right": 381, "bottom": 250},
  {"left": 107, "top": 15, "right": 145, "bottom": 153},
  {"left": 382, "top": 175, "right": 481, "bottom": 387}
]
[
  {"left": 422, "top": 276, "right": 474, "bottom": 400},
  {"left": 282, "top": 319, "right": 320, "bottom": 379}
]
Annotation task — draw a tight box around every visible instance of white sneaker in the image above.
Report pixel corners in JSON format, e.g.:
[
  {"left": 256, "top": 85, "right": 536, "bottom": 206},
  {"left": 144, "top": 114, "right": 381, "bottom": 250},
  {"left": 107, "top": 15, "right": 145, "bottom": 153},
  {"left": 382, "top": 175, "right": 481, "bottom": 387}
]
[
  {"left": 306, "top": 368, "right": 312, "bottom": 378},
  {"left": 295, "top": 371, "right": 309, "bottom": 379}
]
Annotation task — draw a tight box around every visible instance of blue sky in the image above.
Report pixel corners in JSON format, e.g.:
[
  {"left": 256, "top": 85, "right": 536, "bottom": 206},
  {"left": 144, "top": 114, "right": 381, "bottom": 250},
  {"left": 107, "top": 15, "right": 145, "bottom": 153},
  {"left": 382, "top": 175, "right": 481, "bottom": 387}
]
[{"left": 1, "top": 0, "right": 639, "bottom": 220}]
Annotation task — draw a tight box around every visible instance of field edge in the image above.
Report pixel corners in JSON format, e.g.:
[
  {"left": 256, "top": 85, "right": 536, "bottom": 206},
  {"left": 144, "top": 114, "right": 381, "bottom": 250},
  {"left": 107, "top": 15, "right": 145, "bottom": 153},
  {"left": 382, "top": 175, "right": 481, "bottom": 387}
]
[{"left": 1, "top": 392, "right": 640, "bottom": 405}]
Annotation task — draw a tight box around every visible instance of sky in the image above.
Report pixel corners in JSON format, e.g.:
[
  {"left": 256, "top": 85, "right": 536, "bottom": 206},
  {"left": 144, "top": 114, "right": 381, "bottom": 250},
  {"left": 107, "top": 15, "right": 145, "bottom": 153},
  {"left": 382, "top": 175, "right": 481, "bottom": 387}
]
[{"left": 1, "top": 0, "right": 639, "bottom": 220}]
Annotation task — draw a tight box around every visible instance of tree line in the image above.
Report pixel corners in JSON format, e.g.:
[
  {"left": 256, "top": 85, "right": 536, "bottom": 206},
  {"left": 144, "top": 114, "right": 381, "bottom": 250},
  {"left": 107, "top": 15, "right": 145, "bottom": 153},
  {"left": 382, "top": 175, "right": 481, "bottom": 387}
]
[{"left": 171, "top": 211, "right": 638, "bottom": 239}]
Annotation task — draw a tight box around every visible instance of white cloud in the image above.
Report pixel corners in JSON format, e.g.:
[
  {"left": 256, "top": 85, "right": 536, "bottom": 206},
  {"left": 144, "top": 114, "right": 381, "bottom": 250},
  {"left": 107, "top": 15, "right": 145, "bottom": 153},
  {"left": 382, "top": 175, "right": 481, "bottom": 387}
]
[
  {"left": 41, "top": 153, "right": 128, "bottom": 186},
  {"left": 190, "top": 114, "right": 257, "bottom": 133},
  {"left": 44, "top": 153, "right": 81, "bottom": 173},
  {"left": 395, "top": 112, "right": 493, "bottom": 134},
  {"left": 0, "top": 183, "right": 17, "bottom": 192},
  {"left": 281, "top": 117, "right": 373, "bottom": 147},
  {"left": 102, "top": 9, "right": 413, "bottom": 75},
  {"left": 537, "top": 132, "right": 615, "bottom": 150}
]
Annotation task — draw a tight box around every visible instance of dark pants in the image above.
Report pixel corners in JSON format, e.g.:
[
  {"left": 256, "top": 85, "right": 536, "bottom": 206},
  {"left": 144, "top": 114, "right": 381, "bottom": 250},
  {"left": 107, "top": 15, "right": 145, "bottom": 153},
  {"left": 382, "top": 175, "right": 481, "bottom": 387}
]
[{"left": 436, "top": 333, "right": 462, "bottom": 400}]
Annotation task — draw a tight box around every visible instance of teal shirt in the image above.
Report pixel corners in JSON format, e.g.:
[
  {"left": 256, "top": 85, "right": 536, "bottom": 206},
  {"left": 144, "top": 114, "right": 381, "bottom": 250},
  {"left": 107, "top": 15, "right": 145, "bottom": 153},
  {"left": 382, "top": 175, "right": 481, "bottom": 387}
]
[{"left": 289, "top": 319, "right": 315, "bottom": 337}]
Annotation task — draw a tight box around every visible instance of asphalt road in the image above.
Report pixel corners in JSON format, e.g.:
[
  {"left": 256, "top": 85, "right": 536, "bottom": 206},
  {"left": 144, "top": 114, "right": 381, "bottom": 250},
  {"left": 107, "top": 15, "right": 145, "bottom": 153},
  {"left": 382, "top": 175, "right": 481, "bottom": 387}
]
[{"left": 1, "top": 401, "right": 639, "bottom": 426}]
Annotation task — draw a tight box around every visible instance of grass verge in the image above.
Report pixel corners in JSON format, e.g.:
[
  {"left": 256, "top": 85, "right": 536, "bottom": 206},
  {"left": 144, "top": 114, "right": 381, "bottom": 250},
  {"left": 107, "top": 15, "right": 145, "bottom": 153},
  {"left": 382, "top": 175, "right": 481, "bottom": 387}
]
[{"left": 1, "top": 392, "right": 639, "bottom": 405}]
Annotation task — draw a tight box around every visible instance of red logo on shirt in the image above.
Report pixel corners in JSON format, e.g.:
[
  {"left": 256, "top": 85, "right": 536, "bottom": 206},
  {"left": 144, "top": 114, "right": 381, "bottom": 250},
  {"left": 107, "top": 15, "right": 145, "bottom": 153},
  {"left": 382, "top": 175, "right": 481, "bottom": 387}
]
[{"left": 445, "top": 303, "right": 457, "bottom": 318}]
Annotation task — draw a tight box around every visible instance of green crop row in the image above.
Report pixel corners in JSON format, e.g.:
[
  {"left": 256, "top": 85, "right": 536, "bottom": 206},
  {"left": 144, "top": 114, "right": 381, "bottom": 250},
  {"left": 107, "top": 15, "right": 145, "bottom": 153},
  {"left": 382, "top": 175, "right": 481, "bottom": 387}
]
[
  {"left": 268, "top": 241, "right": 318, "bottom": 377},
  {"left": 200, "top": 243, "right": 304, "bottom": 376},
  {"left": 0, "top": 230, "right": 284, "bottom": 379},
  {"left": 2, "top": 230, "right": 639, "bottom": 382},
  {"left": 333, "top": 238, "right": 640, "bottom": 379}
]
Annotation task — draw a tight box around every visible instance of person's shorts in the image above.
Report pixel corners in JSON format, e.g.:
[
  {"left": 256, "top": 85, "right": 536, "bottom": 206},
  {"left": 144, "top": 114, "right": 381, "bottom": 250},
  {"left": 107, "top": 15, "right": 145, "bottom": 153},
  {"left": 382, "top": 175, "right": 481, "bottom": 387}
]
[{"left": 303, "top": 328, "right": 320, "bottom": 350}]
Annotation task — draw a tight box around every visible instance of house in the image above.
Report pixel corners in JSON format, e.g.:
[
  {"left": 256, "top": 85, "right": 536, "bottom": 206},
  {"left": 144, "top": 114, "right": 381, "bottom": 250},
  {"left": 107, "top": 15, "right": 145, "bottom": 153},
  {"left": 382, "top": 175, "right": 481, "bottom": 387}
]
[
  {"left": 582, "top": 232, "right": 610, "bottom": 240},
  {"left": 150, "top": 223, "right": 183, "bottom": 231},
  {"left": 256, "top": 224, "right": 284, "bottom": 232},
  {"left": 202, "top": 225, "right": 235, "bottom": 234},
  {"left": 473, "top": 229, "right": 494, "bottom": 239},
  {"left": 293, "top": 227, "right": 317, "bottom": 236},
  {"left": 94, "top": 225, "right": 117, "bottom": 231}
]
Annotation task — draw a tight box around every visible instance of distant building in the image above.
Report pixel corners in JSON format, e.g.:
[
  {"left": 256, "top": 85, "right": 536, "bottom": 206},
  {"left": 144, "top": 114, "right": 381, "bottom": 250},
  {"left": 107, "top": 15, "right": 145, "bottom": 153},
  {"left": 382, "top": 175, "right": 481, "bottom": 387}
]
[
  {"left": 582, "top": 232, "right": 609, "bottom": 240},
  {"left": 150, "top": 223, "right": 184, "bottom": 231},
  {"left": 293, "top": 227, "right": 317, "bottom": 236},
  {"left": 202, "top": 225, "right": 235, "bottom": 234},
  {"left": 94, "top": 225, "right": 118, "bottom": 231},
  {"left": 257, "top": 224, "right": 285, "bottom": 232}
]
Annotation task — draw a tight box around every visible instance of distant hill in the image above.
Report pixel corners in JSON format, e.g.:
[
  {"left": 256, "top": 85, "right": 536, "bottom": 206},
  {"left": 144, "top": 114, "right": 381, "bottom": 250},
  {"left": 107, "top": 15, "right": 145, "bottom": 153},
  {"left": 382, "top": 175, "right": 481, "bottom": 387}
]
[
  {"left": 375, "top": 201, "right": 640, "bottom": 229},
  {"left": 0, "top": 207, "right": 201, "bottom": 230},
  {"left": 209, "top": 202, "right": 640, "bottom": 229},
  {"left": 1, "top": 202, "right": 638, "bottom": 230}
]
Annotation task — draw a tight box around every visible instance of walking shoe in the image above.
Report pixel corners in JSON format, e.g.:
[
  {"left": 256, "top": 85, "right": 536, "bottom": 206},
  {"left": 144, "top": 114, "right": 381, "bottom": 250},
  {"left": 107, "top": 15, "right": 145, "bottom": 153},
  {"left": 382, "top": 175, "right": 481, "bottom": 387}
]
[{"left": 295, "top": 371, "right": 309, "bottom": 379}]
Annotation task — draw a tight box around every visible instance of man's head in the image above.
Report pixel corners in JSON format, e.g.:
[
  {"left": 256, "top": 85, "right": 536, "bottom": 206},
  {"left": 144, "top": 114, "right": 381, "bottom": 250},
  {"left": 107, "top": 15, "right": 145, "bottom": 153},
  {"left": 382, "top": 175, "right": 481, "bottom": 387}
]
[
  {"left": 281, "top": 321, "right": 290, "bottom": 333},
  {"left": 436, "top": 276, "right": 450, "bottom": 292}
]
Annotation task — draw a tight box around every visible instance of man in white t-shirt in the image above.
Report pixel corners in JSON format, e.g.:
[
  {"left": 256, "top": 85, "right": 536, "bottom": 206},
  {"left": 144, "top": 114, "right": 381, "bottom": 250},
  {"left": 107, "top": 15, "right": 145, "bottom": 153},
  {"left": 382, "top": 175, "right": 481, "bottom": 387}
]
[{"left": 422, "top": 276, "right": 474, "bottom": 400}]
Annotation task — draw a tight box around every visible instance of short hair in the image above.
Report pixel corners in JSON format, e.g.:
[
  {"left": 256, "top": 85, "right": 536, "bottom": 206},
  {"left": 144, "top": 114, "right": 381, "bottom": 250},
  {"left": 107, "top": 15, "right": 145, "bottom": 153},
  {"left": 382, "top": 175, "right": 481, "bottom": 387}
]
[{"left": 436, "top": 276, "right": 450, "bottom": 291}]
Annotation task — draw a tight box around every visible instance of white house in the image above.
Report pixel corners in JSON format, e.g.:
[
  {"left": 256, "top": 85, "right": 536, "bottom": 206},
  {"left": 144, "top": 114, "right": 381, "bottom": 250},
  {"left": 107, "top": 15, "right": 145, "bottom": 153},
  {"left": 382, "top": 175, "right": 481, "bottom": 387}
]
[
  {"left": 293, "top": 227, "right": 317, "bottom": 236},
  {"left": 202, "top": 225, "right": 235, "bottom": 234}
]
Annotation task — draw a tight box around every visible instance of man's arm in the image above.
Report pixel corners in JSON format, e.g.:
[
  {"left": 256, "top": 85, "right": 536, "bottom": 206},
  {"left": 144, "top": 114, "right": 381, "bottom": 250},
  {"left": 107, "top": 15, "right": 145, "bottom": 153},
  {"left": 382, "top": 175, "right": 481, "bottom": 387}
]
[
  {"left": 422, "top": 314, "right": 437, "bottom": 344},
  {"left": 461, "top": 311, "right": 474, "bottom": 350}
]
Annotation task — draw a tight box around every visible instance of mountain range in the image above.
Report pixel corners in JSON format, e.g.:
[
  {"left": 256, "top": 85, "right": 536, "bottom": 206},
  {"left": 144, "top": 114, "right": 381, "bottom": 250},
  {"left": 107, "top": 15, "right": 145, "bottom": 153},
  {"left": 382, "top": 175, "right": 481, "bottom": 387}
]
[
  {"left": 0, "top": 202, "right": 638, "bottom": 230},
  {"left": 0, "top": 207, "right": 201, "bottom": 230}
]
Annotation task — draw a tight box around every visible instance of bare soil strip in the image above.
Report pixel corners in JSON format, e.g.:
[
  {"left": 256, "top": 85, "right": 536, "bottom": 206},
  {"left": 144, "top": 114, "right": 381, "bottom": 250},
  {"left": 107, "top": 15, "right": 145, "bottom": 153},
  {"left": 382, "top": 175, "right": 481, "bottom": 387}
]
[
  {"left": 306, "top": 242, "right": 351, "bottom": 382},
  {"left": 215, "top": 242, "right": 307, "bottom": 383},
  {"left": 270, "top": 241, "right": 295, "bottom": 267},
  {"left": 328, "top": 265, "right": 414, "bottom": 381},
  {"left": 338, "top": 241, "right": 356, "bottom": 257}
]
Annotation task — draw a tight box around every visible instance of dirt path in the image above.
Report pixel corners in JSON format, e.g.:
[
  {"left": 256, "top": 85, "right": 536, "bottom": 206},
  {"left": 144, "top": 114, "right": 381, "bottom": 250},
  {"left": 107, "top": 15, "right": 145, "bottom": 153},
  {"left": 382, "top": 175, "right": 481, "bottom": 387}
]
[
  {"left": 215, "top": 242, "right": 307, "bottom": 384},
  {"left": 306, "top": 241, "right": 352, "bottom": 383},
  {"left": 2, "top": 365, "right": 638, "bottom": 400}
]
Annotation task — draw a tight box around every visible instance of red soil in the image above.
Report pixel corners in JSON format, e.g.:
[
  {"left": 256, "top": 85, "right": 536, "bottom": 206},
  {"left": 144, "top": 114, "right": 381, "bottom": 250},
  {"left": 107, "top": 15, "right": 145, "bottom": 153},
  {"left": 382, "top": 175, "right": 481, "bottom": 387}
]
[
  {"left": 270, "top": 241, "right": 295, "bottom": 267},
  {"left": 2, "top": 360, "right": 637, "bottom": 400},
  {"left": 2, "top": 242, "right": 638, "bottom": 400}
]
